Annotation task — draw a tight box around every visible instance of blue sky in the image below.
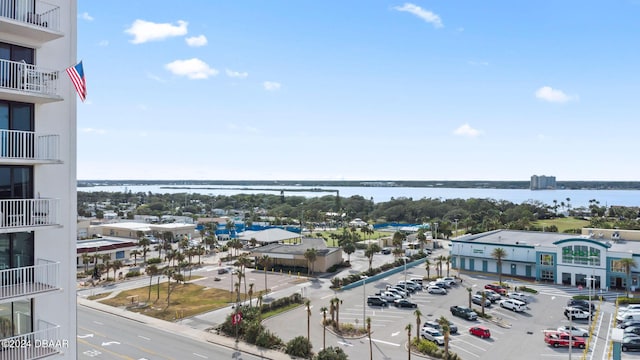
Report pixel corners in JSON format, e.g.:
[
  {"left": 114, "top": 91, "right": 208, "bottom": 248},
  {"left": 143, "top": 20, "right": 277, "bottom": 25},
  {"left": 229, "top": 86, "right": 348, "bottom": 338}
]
[{"left": 76, "top": 1, "right": 640, "bottom": 181}]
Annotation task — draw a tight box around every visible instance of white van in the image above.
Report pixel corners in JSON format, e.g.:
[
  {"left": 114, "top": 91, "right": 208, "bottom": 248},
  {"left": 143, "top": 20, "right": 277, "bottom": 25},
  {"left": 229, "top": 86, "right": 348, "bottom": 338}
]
[
  {"left": 499, "top": 298, "right": 527, "bottom": 312},
  {"left": 617, "top": 312, "right": 640, "bottom": 323},
  {"left": 507, "top": 292, "right": 529, "bottom": 303}
]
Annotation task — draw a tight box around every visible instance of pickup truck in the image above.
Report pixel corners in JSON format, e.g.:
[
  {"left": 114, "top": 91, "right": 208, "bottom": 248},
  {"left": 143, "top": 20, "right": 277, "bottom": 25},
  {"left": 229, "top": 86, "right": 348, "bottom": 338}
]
[
  {"left": 544, "top": 330, "right": 586, "bottom": 349},
  {"left": 450, "top": 305, "right": 478, "bottom": 321}
]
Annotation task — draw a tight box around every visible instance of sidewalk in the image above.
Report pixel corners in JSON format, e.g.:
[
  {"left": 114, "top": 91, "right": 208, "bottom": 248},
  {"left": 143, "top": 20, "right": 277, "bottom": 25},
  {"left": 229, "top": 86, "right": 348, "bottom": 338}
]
[{"left": 78, "top": 296, "right": 292, "bottom": 360}]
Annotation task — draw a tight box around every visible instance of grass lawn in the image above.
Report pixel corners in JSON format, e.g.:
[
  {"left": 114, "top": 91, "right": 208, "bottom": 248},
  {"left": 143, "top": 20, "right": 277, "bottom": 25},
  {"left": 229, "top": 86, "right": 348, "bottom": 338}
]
[
  {"left": 533, "top": 217, "right": 590, "bottom": 233},
  {"left": 100, "top": 281, "right": 241, "bottom": 321}
]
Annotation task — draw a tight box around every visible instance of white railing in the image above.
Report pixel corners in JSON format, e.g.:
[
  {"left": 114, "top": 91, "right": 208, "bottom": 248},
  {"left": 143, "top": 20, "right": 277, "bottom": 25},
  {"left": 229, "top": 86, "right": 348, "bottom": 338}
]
[
  {"left": 0, "top": 320, "right": 61, "bottom": 360},
  {"left": 0, "top": 0, "right": 60, "bottom": 32},
  {"left": 0, "top": 59, "right": 59, "bottom": 96},
  {"left": 0, "top": 198, "right": 60, "bottom": 229},
  {"left": 0, "top": 130, "right": 59, "bottom": 161},
  {"left": 0, "top": 259, "right": 60, "bottom": 301}
]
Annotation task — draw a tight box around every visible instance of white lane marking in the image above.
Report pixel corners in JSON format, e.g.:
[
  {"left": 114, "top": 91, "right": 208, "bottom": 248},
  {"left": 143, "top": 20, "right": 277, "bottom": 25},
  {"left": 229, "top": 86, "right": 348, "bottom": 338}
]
[
  {"left": 449, "top": 338, "right": 488, "bottom": 351},
  {"left": 77, "top": 333, "right": 94, "bottom": 338},
  {"left": 193, "top": 353, "right": 208, "bottom": 358},
  {"left": 449, "top": 344, "right": 480, "bottom": 357},
  {"left": 92, "top": 321, "right": 103, "bottom": 325},
  {"left": 391, "top": 331, "right": 400, "bottom": 337},
  {"left": 101, "top": 341, "right": 120, "bottom": 346},
  {"left": 371, "top": 338, "right": 401, "bottom": 347},
  {"left": 337, "top": 341, "right": 354, "bottom": 347},
  {"left": 321, "top": 294, "right": 333, "bottom": 299},
  {"left": 138, "top": 335, "right": 150, "bottom": 340}
]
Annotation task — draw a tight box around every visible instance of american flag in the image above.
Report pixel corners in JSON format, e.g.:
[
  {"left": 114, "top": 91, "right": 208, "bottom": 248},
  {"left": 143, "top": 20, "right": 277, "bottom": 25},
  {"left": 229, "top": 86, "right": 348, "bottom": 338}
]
[{"left": 66, "top": 61, "right": 86, "bottom": 102}]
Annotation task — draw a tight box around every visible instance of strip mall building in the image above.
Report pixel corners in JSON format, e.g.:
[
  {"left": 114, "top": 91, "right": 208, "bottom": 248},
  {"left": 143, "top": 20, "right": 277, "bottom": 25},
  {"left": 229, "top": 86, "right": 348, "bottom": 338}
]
[{"left": 451, "top": 229, "right": 640, "bottom": 291}]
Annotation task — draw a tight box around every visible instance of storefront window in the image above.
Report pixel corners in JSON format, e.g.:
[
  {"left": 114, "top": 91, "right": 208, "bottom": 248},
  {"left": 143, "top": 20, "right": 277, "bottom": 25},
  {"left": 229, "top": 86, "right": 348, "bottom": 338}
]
[
  {"left": 611, "top": 259, "right": 626, "bottom": 273},
  {"left": 561, "top": 245, "right": 600, "bottom": 266},
  {"left": 540, "top": 254, "right": 554, "bottom": 266},
  {"left": 541, "top": 270, "right": 554, "bottom": 281}
]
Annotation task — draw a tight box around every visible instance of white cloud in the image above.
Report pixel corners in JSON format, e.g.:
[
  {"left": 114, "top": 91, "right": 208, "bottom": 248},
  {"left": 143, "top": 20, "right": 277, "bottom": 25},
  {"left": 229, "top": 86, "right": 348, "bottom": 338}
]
[
  {"left": 81, "top": 128, "right": 106, "bottom": 134},
  {"left": 453, "top": 123, "right": 483, "bottom": 138},
  {"left": 185, "top": 35, "right": 208, "bottom": 47},
  {"left": 535, "top": 86, "right": 575, "bottom": 103},
  {"left": 165, "top": 58, "right": 218, "bottom": 79},
  {"left": 125, "top": 19, "right": 188, "bottom": 44},
  {"left": 263, "top": 81, "right": 281, "bottom": 91},
  {"left": 394, "top": 3, "right": 443, "bottom": 28},
  {"left": 97, "top": 40, "right": 109, "bottom": 47},
  {"left": 226, "top": 69, "right": 248, "bottom": 79},
  {"left": 79, "top": 12, "right": 94, "bottom": 21}
]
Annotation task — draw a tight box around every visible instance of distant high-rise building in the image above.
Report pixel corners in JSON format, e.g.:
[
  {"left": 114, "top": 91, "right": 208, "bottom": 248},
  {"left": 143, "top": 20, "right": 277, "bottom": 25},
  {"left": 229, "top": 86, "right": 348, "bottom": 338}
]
[
  {"left": 1, "top": 0, "right": 77, "bottom": 358},
  {"left": 531, "top": 175, "right": 556, "bottom": 190}
]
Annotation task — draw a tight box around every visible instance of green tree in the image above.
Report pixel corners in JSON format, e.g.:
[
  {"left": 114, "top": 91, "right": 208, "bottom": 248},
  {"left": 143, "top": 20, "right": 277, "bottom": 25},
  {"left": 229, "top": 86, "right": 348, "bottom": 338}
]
[
  {"left": 413, "top": 309, "right": 422, "bottom": 339},
  {"left": 315, "top": 346, "right": 348, "bottom": 360},
  {"left": 304, "top": 248, "right": 318, "bottom": 275},
  {"left": 146, "top": 264, "right": 159, "bottom": 302},
  {"left": 491, "top": 248, "right": 508, "bottom": 285},
  {"left": 320, "top": 306, "right": 328, "bottom": 350},
  {"left": 366, "top": 317, "right": 372, "bottom": 360},
  {"left": 285, "top": 336, "right": 312, "bottom": 358},
  {"left": 438, "top": 316, "right": 451, "bottom": 359},
  {"left": 621, "top": 257, "right": 638, "bottom": 297},
  {"left": 405, "top": 323, "right": 412, "bottom": 360},
  {"left": 138, "top": 237, "right": 151, "bottom": 263},
  {"left": 425, "top": 259, "right": 432, "bottom": 279},
  {"left": 342, "top": 240, "right": 356, "bottom": 263},
  {"left": 364, "top": 244, "right": 381, "bottom": 271},
  {"left": 258, "top": 255, "right": 271, "bottom": 293},
  {"left": 111, "top": 260, "right": 123, "bottom": 281},
  {"left": 130, "top": 249, "right": 140, "bottom": 266}
]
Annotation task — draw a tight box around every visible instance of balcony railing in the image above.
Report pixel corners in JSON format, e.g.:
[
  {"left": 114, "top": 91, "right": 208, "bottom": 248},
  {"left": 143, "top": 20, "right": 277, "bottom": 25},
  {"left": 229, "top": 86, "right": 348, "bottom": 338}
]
[
  {"left": 0, "top": 259, "right": 60, "bottom": 302},
  {"left": 0, "top": 320, "right": 61, "bottom": 360},
  {"left": 0, "top": 130, "right": 60, "bottom": 162},
  {"left": 0, "top": 198, "right": 60, "bottom": 232},
  {"left": 0, "top": 0, "right": 60, "bottom": 32},
  {"left": 0, "top": 59, "right": 59, "bottom": 97}
]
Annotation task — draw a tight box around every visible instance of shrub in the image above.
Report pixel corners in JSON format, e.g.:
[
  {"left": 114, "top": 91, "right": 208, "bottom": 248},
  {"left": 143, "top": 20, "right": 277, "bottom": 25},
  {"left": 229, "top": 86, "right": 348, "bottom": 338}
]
[
  {"left": 315, "top": 346, "right": 349, "bottom": 360},
  {"left": 285, "top": 336, "right": 313, "bottom": 358},
  {"left": 518, "top": 285, "right": 538, "bottom": 294},
  {"left": 146, "top": 257, "right": 162, "bottom": 265},
  {"left": 125, "top": 271, "right": 141, "bottom": 278},
  {"left": 244, "top": 321, "right": 263, "bottom": 344},
  {"left": 255, "top": 329, "right": 283, "bottom": 349}
]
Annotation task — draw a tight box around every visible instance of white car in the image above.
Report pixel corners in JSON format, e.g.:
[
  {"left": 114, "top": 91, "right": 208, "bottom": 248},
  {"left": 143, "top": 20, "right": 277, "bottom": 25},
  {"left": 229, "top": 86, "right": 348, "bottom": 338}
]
[
  {"left": 621, "top": 304, "right": 640, "bottom": 312},
  {"left": 500, "top": 299, "right": 527, "bottom": 312},
  {"left": 441, "top": 277, "right": 458, "bottom": 286},
  {"left": 507, "top": 292, "right": 529, "bottom": 303},
  {"left": 427, "top": 285, "right": 447, "bottom": 295},
  {"left": 472, "top": 294, "right": 491, "bottom": 307},
  {"left": 379, "top": 291, "right": 402, "bottom": 302},
  {"left": 420, "top": 327, "right": 445, "bottom": 345},
  {"left": 558, "top": 325, "right": 589, "bottom": 337}
]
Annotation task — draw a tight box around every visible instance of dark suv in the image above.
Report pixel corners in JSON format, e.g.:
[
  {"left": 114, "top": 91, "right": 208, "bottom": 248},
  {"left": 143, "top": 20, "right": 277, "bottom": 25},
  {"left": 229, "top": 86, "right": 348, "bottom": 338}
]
[
  {"left": 567, "top": 299, "right": 595, "bottom": 313},
  {"left": 367, "top": 296, "right": 388, "bottom": 307}
]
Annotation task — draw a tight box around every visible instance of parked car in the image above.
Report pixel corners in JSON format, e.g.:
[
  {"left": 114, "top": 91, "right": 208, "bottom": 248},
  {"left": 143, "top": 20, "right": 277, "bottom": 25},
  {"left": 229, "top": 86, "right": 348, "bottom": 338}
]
[
  {"left": 469, "top": 326, "right": 491, "bottom": 339},
  {"left": 617, "top": 312, "right": 640, "bottom": 323},
  {"left": 625, "top": 326, "right": 640, "bottom": 336},
  {"left": 544, "top": 330, "right": 586, "bottom": 349},
  {"left": 386, "top": 287, "right": 408, "bottom": 298},
  {"left": 381, "top": 247, "right": 392, "bottom": 255},
  {"left": 423, "top": 320, "right": 458, "bottom": 334},
  {"left": 394, "top": 299, "right": 418, "bottom": 308},
  {"left": 621, "top": 304, "right": 640, "bottom": 313},
  {"left": 622, "top": 337, "right": 640, "bottom": 352},
  {"left": 408, "top": 278, "right": 424, "bottom": 286},
  {"left": 618, "top": 320, "right": 640, "bottom": 329},
  {"left": 379, "top": 291, "right": 402, "bottom": 302},
  {"left": 450, "top": 305, "right": 478, "bottom": 321},
  {"left": 484, "top": 283, "right": 507, "bottom": 295},
  {"left": 217, "top": 268, "right": 228, "bottom": 274},
  {"left": 429, "top": 281, "right": 449, "bottom": 289},
  {"left": 567, "top": 299, "right": 595, "bottom": 313},
  {"left": 472, "top": 294, "right": 492, "bottom": 307},
  {"left": 564, "top": 307, "right": 590, "bottom": 320},
  {"left": 507, "top": 292, "right": 529, "bottom": 303},
  {"left": 398, "top": 281, "right": 421, "bottom": 292},
  {"left": 499, "top": 299, "right": 527, "bottom": 312},
  {"left": 438, "top": 277, "right": 457, "bottom": 287},
  {"left": 367, "top": 296, "right": 388, "bottom": 307},
  {"left": 420, "top": 327, "right": 445, "bottom": 345},
  {"left": 557, "top": 325, "right": 589, "bottom": 337},
  {"left": 476, "top": 289, "right": 501, "bottom": 302},
  {"left": 427, "top": 286, "right": 447, "bottom": 295}
]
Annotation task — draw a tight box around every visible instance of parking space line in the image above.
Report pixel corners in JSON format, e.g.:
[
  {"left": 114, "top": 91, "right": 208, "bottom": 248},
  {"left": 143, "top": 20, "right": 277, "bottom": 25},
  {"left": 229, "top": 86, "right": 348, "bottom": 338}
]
[
  {"left": 449, "top": 344, "right": 481, "bottom": 358},
  {"left": 449, "top": 338, "right": 489, "bottom": 352},
  {"left": 371, "top": 338, "right": 401, "bottom": 347}
]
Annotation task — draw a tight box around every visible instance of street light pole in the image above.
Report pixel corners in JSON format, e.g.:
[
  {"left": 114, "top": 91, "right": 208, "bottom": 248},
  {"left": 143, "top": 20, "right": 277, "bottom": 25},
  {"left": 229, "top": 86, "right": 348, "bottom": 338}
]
[{"left": 363, "top": 276, "right": 368, "bottom": 328}]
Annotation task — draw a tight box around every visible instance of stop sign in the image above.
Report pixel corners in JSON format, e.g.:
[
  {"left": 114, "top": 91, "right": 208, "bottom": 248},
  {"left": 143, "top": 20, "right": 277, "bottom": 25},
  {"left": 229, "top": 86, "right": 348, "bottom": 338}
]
[{"left": 232, "top": 312, "right": 243, "bottom": 325}]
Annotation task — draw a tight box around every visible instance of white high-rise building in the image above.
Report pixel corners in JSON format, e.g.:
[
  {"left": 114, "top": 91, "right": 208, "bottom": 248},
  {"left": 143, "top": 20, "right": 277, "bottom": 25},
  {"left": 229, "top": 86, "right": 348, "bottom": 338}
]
[{"left": 0, "top": 0, "right": 77, "bottom": 358}]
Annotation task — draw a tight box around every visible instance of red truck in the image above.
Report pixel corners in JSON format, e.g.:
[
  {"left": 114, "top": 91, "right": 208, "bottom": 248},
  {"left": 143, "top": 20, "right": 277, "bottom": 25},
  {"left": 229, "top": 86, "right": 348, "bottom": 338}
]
[{"left": 544, "top": 330, "right": 586, "bottom": 349}]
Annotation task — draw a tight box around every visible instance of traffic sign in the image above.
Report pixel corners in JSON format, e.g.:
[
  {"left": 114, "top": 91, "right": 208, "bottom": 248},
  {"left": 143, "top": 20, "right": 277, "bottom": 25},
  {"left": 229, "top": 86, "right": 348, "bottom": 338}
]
[{"left": 232, "top": 312, "right": 243, "bottom": 325}]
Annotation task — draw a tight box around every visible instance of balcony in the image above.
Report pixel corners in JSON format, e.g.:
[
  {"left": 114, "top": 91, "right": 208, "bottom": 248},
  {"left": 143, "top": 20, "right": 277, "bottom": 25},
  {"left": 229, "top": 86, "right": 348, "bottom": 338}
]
[
  {"left": 0, "top": 0, "right": 62, "bottom": 46},
  {"left": 0, "top": 59, "right": 62, "bottom": 104},
  {"left": 0, "top": 259, "right": 60, "bottom": 303},
  {"left": 0, "top": 198, "right": 60, "bottom": 233},
  {"left": 0, "top": 320, "right": 61, "bottom": 359},
  {"left": 0, "top": 130, "right": 60, "bottom": 164}
]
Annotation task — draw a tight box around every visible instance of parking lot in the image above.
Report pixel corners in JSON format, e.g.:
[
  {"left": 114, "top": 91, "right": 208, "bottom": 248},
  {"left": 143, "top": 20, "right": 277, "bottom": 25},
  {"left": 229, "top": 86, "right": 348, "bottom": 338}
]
[{"left": 325, "top": 267, "right": 639, "bottom": 360}]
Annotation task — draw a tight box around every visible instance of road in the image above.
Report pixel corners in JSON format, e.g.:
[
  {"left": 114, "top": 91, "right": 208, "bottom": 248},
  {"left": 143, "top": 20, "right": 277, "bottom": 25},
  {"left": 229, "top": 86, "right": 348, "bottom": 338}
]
[{"left": 77, "top": 305, "right": 267, "bottom": 360}]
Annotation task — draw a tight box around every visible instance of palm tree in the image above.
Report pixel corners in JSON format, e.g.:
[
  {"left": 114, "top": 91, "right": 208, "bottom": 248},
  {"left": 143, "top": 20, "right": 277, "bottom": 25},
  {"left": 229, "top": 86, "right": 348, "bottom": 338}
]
[
  {"left": 436, "top": 255, "right": 445, "bottom": 277},
  {"left": 138, "top": 237, "right": 151, "bottom": 263},
  {"left": 248, "top": 283, "right": 254, "bottom": 308},
  {"left": 417, "top": 228, "right": 427, "bottom": 253},
  {"left": 304, "top": 248, "right": 318, "bottom": 275},
  {"left": 467, "top": 287, "right": 472, "bottom": 308},
  {"left": 306, "top": 299, "right": 312, "bottom": 343},
  {"left": 491, "top": 248, "right": 508, "bottom": 285},
  {"left": 480, "top": 291, "right": 487, "bottom": 316},
  {"left": 342, "top": 240, "right": 356, "bottom": 263},
  {"left": 364, "top": 244, "right": 381, "bottom": 272},
  {"left": 164, "top": 267, "right": 176, "bottom": 306},
  {"left": 237, "top": 254, "right": 251, "bottom": 301},
  {"left": 320, "top": 306, "right": 328, "bottom": 350},
  {"left": 130, "top": 249, "right": 140, "bottom": 266},
  {"left": 332, "top": 297, "right": 342, "bottom": 331},
  {"left": 367, "top": 316, "right": 372, "bottom": 360},
  {"left": 425, "top": 259, "right": 432, "bottom": 279},
  {"left": 258, "top": 255, "right": 271, "bottom": 293},
  {"left": 438, "top": 316, "right": 451, "bottom": 359},
  {"left": 111, "top": 260, "right": 123, "bottom": 281},
  {"left": 81, "top": 253, "right": 91, "bottom": 273},
  {"left": 257, "top": 294, "right": 264, "bottom": 322},
  {"left": 413, "top": 309, "right": 422, "bottom": 339},
  {"left": 405, "top": 323, "right": 412, "bottom": 360},
  {"left": 146, "top": 264, "right": 159, "bottom": 302},
  {"left": 621, "top": 258, "right": 638, "bottom": 297},
  {"left": 445, "top": 255, "right": 451, "bottom": 276}
]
